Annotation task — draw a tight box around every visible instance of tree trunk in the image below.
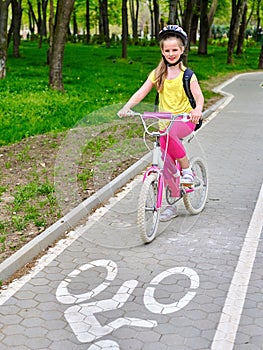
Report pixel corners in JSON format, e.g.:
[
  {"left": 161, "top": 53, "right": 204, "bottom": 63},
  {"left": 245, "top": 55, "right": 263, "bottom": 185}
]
[
  {"left": 236, "top": 0, "right": 247, "bottom": 55},
  {"left": 28, "top": 1, "right": 38, "bottom": 36},
  {"left": 42, "top": 0, "right": 48, "bottom": 37},
  {"left": 227, "top": 0, "right": 245, "bottom": 64},
  {"left": 99, "top": 0, "right": 110, "bottom": 47},
  {"left": 121, "top": 0, "right": 128, "bottom": 58},
  {"left": 198, "top": 0, "right": 209, "bottom": 55},
  {"left": 153, "top": 0, "right": 159, "bottom": 39},
  {"left": 258, "top": 42, "right": 263, "bottom": 69},
  {"left": 11, "top": 0, "right": 22, "bottom": 57},
  {"left": 256, "top": 0, "right": 261, "bottom": 29},
  {"left": 168, "top": 0, "right": 179, "bottom": 24},
  {"left": 86, "top": 0, "right": 90, "bottom": 43},
  {"left": 37, "top": 0, "right": 43, "bottom": 47},
  {"left": 49, "top": 0, "right": 75, "bottom": 90},
  {"left": 148, "top": 0, "right": 154, "bottom": 39},
  {"left": 129, "top": 0, "right": 139, "bottom": 41},
  {"left": 208, "top": 0, "right": 218, "bottom": 27},
  {"left": 0, "top": 0, "right": 12, "bottom": 79},
  {"left": 190, "top": 12, "right": 199, "bottom": 45},
  {"left": 73, "top": 7, "right": 78, "bottom": 36},
  {"left": 37, "top": 0, "right": 48, "bottom": 47},
  {"left": 198, "top": 0, "right": 218, "bottom": 55},
  {"left": 182, "top": 0, "right": 194, "bottom": 65},
  {"left": 47, "top": 0, "right": 54, "bottom": 64}
]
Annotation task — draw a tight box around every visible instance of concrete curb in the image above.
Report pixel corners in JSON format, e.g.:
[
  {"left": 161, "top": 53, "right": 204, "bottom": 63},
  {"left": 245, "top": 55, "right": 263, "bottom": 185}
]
[
  {"left": 0, "top": 95, "right": 226, "bottom": 283},
  {"left": 0, "top": 152, "right": 151, "bottom": 282}
]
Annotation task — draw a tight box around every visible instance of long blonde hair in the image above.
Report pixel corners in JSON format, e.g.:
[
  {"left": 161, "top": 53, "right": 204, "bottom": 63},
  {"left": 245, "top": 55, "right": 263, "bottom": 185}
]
[{"left": 154, "top": 35, "right": 185, "bottom": 92}]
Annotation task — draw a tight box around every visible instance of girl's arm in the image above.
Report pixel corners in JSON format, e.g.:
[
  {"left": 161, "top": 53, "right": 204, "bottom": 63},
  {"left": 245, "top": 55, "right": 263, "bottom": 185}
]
[
  {"left": 118, "top": 78, "right": 154, "bottom": 117},
  {"left": 189, "top": 80, "right": 204, "bottom": 124}
]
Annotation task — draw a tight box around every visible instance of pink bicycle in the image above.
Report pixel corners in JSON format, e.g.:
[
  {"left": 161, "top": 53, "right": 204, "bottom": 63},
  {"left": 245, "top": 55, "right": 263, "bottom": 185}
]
[{"left": 133, "top": 111, "right": 208, "bottom": 243}]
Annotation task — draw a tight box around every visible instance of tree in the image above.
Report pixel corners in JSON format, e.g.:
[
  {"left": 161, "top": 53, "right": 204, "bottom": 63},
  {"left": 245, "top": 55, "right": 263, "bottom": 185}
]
[
  {"left": 0, "top": 0, "right": 12, "bottom": 79},
  {"left": 38, "top": 0, "right": 49, "bottom": 48},
  {"left": 47, "top": 0, "right": 54, "bottom": 64},
  {"left": 99, "top": 0, "right": 110, "bottom": 47},
  {"left": 72, "top": 6, "right": 78, "bottom": 36},
  {"left": 190, "top": 0, "right": 200, "bottom": 45},
  {"left": 27, "top": 0, "right": 37, "bottom": 36},
  {"left": 227, "top": 0, "right": 245, "bottom": 64},
  {"left": 182, "top": 0, "right": 195, "bottom": 65},
  {"left": 256, "top": 0, "right": 262, "bottom": 29},
  {"left": 148, "top": 0, "right": 154, "bottom": 39},
  {"left": 153, "top": 0, "right": 160, "bottom": 39},
  {"left": 259, "top": 43, "right": 263, "bottom": 68},
  {"left": 8, "top": 0, "right": 22, "bottom": 58},
  {"left": 49, "top": 0, "right": 75, "bottom": 90},
  {"left": 236, "top": 0, "right": 247, "bottom": 55},
  {"left": 198, "top": 0, "right": 218, "bottom": 55},
  {"left": 86, "top": 0, "right": 90, "bottom": 43},
  {"left": 129, "top": 0, "right": 139, "bottom": 41},
  {"left": 27, "top": 0, "right": 48, "bottom": 43},
  {"left": 146, "top": 0, "right": 160, "bottom": 39},
  {"left": 121, "top": 0, "right": 128, "bottom": 58},
  {"left": 168, "top": 0, "right": 179, "bottom": 24}
]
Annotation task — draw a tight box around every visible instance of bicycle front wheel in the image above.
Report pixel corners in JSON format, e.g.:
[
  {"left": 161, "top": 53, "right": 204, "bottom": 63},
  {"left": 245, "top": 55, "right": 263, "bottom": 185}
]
[
  {"left": 183, "top": 156, "right": 208, "bottom": 215},
  {"left": 137, "top": 173, "right": 161, "bottom": 243}
]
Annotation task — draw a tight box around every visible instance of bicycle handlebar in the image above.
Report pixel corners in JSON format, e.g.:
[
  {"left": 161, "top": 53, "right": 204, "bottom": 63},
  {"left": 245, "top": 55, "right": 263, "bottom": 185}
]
[{"left": 127, "top": 111, "right": 191, "bottom": 137}]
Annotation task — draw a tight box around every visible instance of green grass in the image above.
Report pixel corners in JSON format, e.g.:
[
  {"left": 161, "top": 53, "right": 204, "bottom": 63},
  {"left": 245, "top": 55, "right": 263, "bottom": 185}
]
[{"left": 1, "top": 39, "right": 261, "bottom": 146}]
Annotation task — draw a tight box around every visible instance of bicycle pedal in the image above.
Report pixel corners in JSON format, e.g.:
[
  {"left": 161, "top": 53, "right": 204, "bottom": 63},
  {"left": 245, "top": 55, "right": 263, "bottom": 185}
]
[{"left": 182, "top": 183, "right": 193, "bottom": 188}]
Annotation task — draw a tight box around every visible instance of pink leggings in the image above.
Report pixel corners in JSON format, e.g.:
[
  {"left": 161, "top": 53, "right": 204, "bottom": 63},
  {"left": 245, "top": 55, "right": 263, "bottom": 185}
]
[{"left": 160, "top": 121, "right": 195, "bottom": 161}]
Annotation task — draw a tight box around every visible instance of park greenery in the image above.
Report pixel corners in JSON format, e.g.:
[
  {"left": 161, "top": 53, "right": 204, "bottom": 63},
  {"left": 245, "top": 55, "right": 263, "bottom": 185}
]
[
  {"left": 1, "top": 39, "right": 261, "bottom": 146},
  {"left": 0, "top": 38, "right": 261, "bottom": 266},
  {"left": 1, "top": 0, "right": 263, "bottom": 88}
]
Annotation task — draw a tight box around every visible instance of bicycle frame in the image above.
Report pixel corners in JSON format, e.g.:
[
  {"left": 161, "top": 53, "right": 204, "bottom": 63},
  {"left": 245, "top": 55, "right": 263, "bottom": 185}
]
[{"left": 138, "top": 111, "right": 191, "bottom": 208}]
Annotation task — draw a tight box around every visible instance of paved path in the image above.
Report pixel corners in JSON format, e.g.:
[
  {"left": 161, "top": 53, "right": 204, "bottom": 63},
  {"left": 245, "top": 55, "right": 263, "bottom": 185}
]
[{"left": 0, "top": 72, "right": 263, "bottom": 350}]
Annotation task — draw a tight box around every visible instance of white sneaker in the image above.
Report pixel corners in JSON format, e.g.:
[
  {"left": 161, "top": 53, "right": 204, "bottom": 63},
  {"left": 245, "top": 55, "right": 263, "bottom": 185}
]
[
  {"left": 180, "top": 172, "right": 194, "bottom": 186},
  {"left": 160, "top": 205, "right": 178, "bottom": 222}
]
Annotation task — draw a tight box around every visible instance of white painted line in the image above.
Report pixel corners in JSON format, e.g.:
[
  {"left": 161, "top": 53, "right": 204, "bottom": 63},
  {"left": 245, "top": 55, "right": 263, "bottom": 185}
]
[{"left": 211, "top": 183, "right": 263, "bottom": 350}]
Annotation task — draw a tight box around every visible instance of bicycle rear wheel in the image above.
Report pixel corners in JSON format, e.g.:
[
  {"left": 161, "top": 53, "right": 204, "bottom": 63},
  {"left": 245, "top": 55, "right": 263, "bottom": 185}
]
[
  {"left": 183, "top": 156, "right": 208, "bottom": 215},
  {"left": 137, "top": 173, "right": 160, "bottom": 243}
]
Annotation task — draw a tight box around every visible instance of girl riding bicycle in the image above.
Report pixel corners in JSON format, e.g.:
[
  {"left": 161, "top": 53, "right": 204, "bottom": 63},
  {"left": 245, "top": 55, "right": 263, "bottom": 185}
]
[{"left": 118, "top": 25, "right": 204, "bottom": 221}]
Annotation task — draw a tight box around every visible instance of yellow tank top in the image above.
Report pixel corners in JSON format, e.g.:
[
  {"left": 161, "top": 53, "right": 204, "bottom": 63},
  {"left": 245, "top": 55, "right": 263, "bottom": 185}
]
[{"left": 149, "top": 68, "right": 196, "bottom": 129}]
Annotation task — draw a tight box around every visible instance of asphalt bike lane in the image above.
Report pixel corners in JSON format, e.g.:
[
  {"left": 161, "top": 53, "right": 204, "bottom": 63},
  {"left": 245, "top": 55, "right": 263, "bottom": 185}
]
[{"left": 0, "top": 72, "right": 263, "bottom": 350}]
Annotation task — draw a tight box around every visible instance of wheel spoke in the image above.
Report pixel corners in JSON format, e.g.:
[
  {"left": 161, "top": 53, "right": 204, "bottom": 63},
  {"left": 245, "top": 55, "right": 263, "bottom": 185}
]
[
  {"left": 137, "top": 173, "right": 161, "bottom": 243},
  {"left": 183, "top": 157, "right": 208, "bottom": 215}
]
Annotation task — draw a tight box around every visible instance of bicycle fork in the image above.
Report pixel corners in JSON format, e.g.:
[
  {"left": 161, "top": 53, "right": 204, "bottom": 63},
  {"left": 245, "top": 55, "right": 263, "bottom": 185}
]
[
  {"left": 143, "top": 167, "right": 164, "bottom": 210},
  {"left": 146, "top": 137, "right": 165, "bottom": 210}
]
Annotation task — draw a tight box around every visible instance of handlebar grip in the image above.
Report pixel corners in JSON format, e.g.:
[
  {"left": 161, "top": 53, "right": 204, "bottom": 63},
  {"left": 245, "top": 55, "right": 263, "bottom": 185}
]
[
  {"left": 143, "top": 112, "right": 191, "bottom": 122},
  {"left": 143, "top": 112, "right": 173, "bottom": 119}
]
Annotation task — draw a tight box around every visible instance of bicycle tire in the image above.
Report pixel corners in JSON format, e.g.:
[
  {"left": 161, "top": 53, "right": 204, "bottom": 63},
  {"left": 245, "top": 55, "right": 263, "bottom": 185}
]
[
  {"left": 137, "top": 173, "right": 160, "bottom": 243},
  {"left": 183, "top": 156, "right": 208, "bottom": 215}
]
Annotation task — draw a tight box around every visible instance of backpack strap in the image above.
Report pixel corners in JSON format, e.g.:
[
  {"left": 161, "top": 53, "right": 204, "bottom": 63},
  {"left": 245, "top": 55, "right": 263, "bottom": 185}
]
[
  {"left": 183, "top": 68, "right": 203, "bottom": 130},
  {"left": 183, "top": 68, "right": 196, "bottom": 109}
]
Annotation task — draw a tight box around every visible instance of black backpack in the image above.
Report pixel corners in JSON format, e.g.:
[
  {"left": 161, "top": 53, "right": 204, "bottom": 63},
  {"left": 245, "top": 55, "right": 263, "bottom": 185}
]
[{"left": 154, "top": 68, "right": 202, "bottom": 130}]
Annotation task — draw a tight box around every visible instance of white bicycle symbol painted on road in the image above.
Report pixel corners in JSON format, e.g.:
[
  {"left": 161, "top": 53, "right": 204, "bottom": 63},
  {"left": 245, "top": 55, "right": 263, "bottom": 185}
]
[{"left": 56, "top": 259, "right": 199, "bottom": 349}]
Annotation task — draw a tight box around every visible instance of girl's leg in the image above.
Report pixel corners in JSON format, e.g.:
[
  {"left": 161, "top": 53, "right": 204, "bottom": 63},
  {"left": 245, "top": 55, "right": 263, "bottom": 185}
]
[
  {"left": 177, "top": 155, "right": 190, "bottom": 169},
  {"left": 160, "top": 121, "right": 195, "bottom": 161},
  {"left": 160, "top": 121, "right": 195, "bottom": 184}
]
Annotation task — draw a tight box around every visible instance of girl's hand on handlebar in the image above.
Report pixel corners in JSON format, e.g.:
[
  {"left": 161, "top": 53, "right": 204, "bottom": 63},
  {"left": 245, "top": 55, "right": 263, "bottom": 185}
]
[
  {"left": 117, "top": 107, "right": 133, "bottom": 118},
  {"left": 190, "top": 108, "right": 202, "bottom": 124}
]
